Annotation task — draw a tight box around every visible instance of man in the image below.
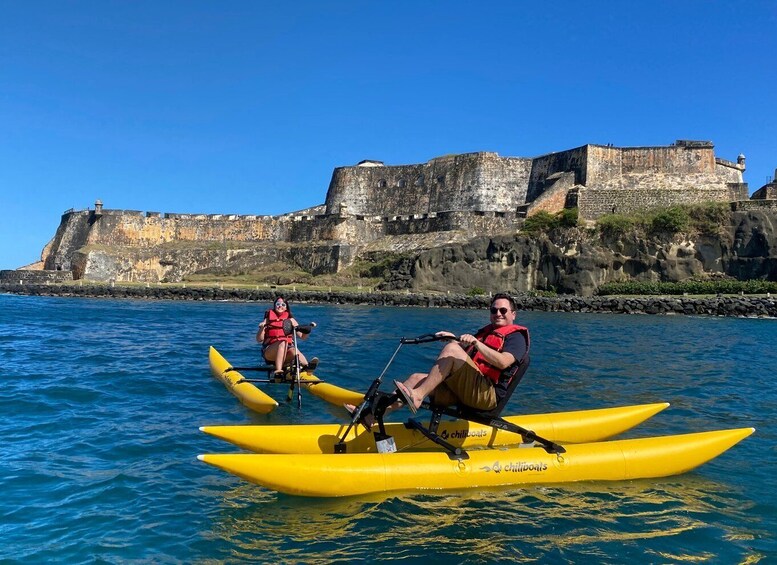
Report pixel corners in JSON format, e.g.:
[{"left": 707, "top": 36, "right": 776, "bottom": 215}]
[{"left": 394, "top": 293, "right": 528, "bottom": 413}]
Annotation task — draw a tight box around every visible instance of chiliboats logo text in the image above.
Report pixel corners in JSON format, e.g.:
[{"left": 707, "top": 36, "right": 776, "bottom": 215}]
[
  {"left": 441, "top": 429, "right": 488, "bottom": 440},
  {"left": 480, "top": 461, "right": 548, "bottom": 473}
]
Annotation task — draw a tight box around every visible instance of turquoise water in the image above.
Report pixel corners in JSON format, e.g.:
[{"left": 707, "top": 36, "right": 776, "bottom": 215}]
[{"left": 1, "top": 294, "right": 775, "bottom": 563}]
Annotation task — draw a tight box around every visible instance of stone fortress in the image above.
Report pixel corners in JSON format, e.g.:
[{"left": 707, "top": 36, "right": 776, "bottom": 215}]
[{"left": 9, "top": 139, "right": 776, "bottom": 284}]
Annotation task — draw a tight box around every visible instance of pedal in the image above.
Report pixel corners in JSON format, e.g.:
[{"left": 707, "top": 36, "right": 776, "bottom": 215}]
[{"left": 374, "top": 433, "right": 397, "bottom": 454}]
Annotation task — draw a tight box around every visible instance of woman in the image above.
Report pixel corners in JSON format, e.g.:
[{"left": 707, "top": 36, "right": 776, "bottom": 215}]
[{"left": 256, "top": 296, "right": 317, "bottom": 378}]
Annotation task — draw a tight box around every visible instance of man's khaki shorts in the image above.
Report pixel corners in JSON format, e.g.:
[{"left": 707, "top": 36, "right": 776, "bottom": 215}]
[{"left": 430, "top": 355, "right": 497, "bottom": 411}]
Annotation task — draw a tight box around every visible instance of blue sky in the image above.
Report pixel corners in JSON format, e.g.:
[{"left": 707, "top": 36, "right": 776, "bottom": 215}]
[{"left": 1, "top": 1, "right": 775, "bottom": 270}]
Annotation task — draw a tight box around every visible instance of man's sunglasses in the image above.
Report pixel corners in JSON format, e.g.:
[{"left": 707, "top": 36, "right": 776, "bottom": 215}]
[{"left": 490, "top": 307, "right": 511, "bottom": 315}]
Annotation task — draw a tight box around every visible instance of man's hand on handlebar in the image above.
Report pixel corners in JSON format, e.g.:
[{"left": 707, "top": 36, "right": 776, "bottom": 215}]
[
  {"left": 434, "top": 331, "right": 457, "bottom": 340},
  {"left": 457, "top": 333, "right": 478, "bottom": 346}
]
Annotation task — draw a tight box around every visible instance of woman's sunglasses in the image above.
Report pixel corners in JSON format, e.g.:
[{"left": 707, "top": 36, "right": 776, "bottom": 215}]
[
  {"left": 275, "top": 302, "right": 287, "bottom": 308},
  {"left": 490, "top": 307, "right": 511, "bottom": 315}
]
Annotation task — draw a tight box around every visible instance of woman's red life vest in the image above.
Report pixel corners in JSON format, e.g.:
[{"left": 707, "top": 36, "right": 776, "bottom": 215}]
[
  {"left": 263, "top": 309, "right": 292, "bottom": 346},
  {"left": 467, "top": 324, "right": 530, "bottom": 384}
]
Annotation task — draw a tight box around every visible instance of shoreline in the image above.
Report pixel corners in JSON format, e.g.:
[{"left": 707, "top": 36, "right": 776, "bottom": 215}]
[{"left": 2, "top": 282, "right": 776, "bottom": 318}]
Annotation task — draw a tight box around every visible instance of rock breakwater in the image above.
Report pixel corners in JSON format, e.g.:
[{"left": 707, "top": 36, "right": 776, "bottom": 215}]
[{"left": 2, "top": 283, "right": 775, "bottom": 318}]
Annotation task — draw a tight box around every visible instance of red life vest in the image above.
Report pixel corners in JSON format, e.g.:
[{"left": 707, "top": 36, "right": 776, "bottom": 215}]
[
  {"left": 263, "top": 309, "right": 292, "bottom": 346},
  {"left": 467, "top": 324, "right": 530, "bottom": 384}
]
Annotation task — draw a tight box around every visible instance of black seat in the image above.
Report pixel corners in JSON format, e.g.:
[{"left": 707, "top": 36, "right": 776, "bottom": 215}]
[
  {"left": 443, "top": 355, "right": 530, "bottom": 422},
  {"left": 403, "top": 355, "right": 564, "bottom": 458}
]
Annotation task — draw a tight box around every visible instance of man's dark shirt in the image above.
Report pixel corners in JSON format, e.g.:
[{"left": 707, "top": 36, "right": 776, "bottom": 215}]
[{"left": 492, "top": 330, "right": 528, "bottom": 401}]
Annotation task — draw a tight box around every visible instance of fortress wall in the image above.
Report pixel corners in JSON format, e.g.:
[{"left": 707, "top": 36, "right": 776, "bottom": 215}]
[
  {"left": 462, "top": 153, "right": 532, "bottom": 211},
  {"left": 594, "top": 172, "right": 734, "bottom": 193},
  {"left": 84, "top": 211, "right": 289, "bottom": 246},
  {"left": 714, "top": 159, "right": 746, "bottom": 184},
  {"left": 288, "top": 214, "right": 386, "bottom": 244},
  {"left": 578, "top": 186, "right": 735, "bottom": 218},
  {"left": 579, "top": 147, "right": 743, "bottom": 217},
  {"left": 752, "top": 183, "right": 777, "bottom": 200},
  {"left": 325, "top": 163, "right": 430, "bottom": 216},
  {"left": 528, "top": 146, "right": 739, "bottom": 208},
  {"left": 527, "top": 147, "right": 588, "bottom": 202},
  {"left": 732, "top": 199, "right": 777, "bottom": 211},
  {"left": 525, "top": 172, "right": 577, "bottom": 216},
  {"left": 0, "top": 269, "right": 73, "bottom": 283},
  {"left": 43, "top": 211, "right": 92, "bottom": 271},
  {"left": 384, "top": 211, "right": 519, "bottom": 236},
  {"left": 585, "top": 145, "right": 623, "bottom": 187},
  {"left": 586, "top": 146, "right": 714, "bottom": 188},
  {"left": 586, "top": 145, "right": 740, "bottom": 187},
  {"left": 384, "top": 213, "right": 457, "bottom": 236},
  {"left": 727, "top": 183, "right": 750, "bottom": 201},
  {"left": 325, "top": 153, "right": 533, "bottom": 216},
  {"left": 620, "top": 146, "right": 715, "bottom": 174},
  {"left": 294, "top": 211, "right": 521, "bottom": 241}
]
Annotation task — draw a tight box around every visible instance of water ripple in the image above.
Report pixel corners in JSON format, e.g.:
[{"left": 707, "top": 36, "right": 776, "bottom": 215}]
[{"left": 0, "top": 295, "right": 774, "bottom": 562}]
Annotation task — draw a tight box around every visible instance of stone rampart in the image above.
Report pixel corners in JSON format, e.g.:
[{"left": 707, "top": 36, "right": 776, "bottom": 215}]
[
  {"left": 715, "top": 158, "right": 748, "bottom": 183},
  {"left": 578, "top": 187, "right": 736, "bottom": 218},
  {"left": 752, "top": 178, "right": 777, "bottom": 200},
  {"left": 525, "top": 172, "right": 576, "bottom": 216},
  {"left": 84, "top": 210, "right": 286, "bottom": 245},
  {"left": 501, "top": 143, "right": 745, "bottom": 219},
  {"left": 43, "top": 210, "right": 92, "bottom": 271},
  {"left": 325, "top": 152, "right": 532, "bottom": 216},
  {"left": 383, "top": 211, "right": 519, "bottom": 236},
  {"left": 527, "top": 147, "right": 588, "bottom": 202},
  {"left": 732, "top": 200, "right": 777, "bottom": 212},
  {"left": 0, "top": 269, "right": 73, "bottom": 283},
  {"left": 619, "top": 145, "right": 715, "bottom": 174}
]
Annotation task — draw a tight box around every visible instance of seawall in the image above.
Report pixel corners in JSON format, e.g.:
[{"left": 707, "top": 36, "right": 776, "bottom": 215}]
[{"left": 2, "top": 283, "right": 775, "bottom": 318}]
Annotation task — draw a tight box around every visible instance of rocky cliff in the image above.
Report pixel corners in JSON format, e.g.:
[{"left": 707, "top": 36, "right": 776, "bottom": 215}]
[{"left": 378, "top": 210, "right": 776, "bottom": 296}]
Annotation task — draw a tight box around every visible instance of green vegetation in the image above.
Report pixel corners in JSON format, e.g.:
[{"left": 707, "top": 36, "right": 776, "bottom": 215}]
[
  {"left": 596, "top": 202, "right": 730, "bottom": 238},
  {"left": 597, "top": 279, "right": 777, "bottom": 296},
  {"left": 558, "top": 207, "right": 579, "bottom": 227},
  {"left": 521, "top": 208, "right": 579, "bottom": 234},
  {"left": 348, "top": 253, "right": 404, "bottom": 279},
  {"left": 650, "top": 206, "right": 689, "bottom": 234},
  {"left": 597, "top": 213, "right": 638, "bottom": 238},
  {"left": 466, "top": 287, "right": 486, "bottom": 296},
  {"left": 686, "top": 202, "right": 731, "bottom": 235},
  {"left": 528, "top": 288, "right": 558, "bottom": 297}
]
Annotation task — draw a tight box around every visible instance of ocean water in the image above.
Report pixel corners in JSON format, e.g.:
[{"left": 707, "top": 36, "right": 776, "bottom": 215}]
[{"left": 1, "top": 293, "right": 775, "bottom": 563}]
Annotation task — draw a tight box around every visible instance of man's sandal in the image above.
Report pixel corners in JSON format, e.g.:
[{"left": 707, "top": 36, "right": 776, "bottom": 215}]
[{"left": 393, "top": 380, "right": 418, "bottom": 414}]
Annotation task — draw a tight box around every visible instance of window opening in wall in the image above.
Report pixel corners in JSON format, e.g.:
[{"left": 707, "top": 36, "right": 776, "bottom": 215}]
[
  {"left": 436, "top": 175, "right": 445, "bottom": 185},
  {"left": 378, "top": 179, "right": 387, "bottom": 188},
  {"left": 397, "top": 179, "right": 407, "bottom": 188},
  {"left": 415, "top": 175, "right": 425, "bottom": 186}
]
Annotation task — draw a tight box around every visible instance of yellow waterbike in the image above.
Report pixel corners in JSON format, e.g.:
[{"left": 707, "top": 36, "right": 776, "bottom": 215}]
[
  {"left": 209, "top": 318, "right": 327, "bottom": 412},
  {"left": 202, "top": 334, "right": 755, "bottom": 497}
]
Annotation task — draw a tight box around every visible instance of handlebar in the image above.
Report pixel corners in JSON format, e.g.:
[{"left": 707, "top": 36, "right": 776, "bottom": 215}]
[
  {"left": 282, "top": 319, "right": 316, "bottom": 335},
  {"left": 400, "top": 333, "right": 460, "bottom": 345}
]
